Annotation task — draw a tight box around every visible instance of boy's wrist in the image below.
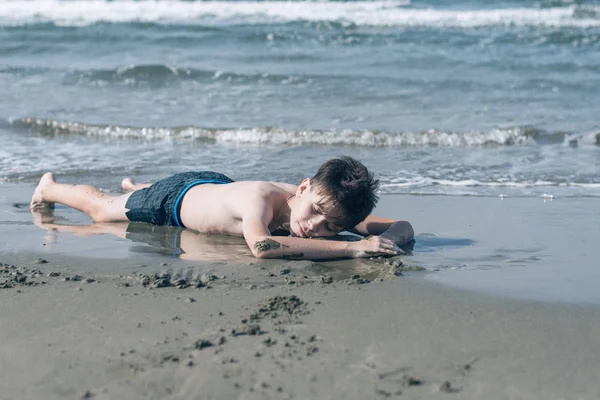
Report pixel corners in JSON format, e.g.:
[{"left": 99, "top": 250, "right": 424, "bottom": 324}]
[{"left": 348, "top": 241, "right": 361, "bottom": 258}]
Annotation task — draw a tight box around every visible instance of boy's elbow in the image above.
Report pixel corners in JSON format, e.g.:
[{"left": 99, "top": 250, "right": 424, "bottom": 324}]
[
  {"left": 381, "top": 220, "right": 415, "bottom": 245},
  {"left": 400, "top": 221, "right": 415, "bottom": 244},
  {"left": 251, "top": 250, "right": 270, "bottom": 259},
  {"left": 248, "top": 237, "right": 282, "bottom": 259},
  {"left": 404, "top": 221, "right": 415, "bottom": 239},
  {"left": 251, "top": 249, "right": 281, "bottom": 259}
]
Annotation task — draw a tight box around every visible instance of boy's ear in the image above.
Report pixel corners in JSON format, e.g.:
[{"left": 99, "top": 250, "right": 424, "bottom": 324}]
[{"left": 296, "top": 178, "right": 311, "bottom": 197}]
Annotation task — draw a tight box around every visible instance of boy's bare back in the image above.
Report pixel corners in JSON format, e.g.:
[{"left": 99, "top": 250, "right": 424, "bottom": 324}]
[{"left": 179, "top": 181, "right": 296, "bottom": 236}]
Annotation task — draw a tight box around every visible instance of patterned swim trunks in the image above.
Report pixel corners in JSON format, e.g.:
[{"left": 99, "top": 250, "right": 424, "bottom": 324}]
[{"left": 125, "top": 171, "right": 234, "bottom": 228}]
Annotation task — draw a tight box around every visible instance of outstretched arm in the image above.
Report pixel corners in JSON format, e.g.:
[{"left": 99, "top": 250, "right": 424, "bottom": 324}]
[
  {"left": 241, "top": 202, "right": 401, "bottom": 260},
  {"left": 349, "top": 215, "right": 414, "bottom": 246}
]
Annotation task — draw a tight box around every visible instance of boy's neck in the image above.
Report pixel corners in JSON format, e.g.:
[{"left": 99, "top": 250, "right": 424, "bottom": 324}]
[{"left": 272, "top": 194, "right": 294, "bottom": 232}]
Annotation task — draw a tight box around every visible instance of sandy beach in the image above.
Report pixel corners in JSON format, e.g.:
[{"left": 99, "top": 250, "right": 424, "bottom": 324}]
[
  {"left": 3, "top": 262, "right": 600, "bottom": 400},
  {"left": 1, "top": 184, "right": 599, "bottom": 399}
]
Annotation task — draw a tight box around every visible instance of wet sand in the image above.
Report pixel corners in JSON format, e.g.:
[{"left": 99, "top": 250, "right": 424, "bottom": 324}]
[{"left": 1, "top": 184, "right": 600, "bottom": 399}]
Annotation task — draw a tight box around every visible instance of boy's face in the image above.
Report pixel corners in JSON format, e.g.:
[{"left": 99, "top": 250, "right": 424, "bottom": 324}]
[{"left": 289, "top": 179, "right": 342, "bottom": 238}]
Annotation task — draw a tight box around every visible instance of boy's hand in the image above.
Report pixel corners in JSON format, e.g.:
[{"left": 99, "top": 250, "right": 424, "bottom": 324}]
[{"left": 352, "top": 236, "right": 403, "bottom": 258}]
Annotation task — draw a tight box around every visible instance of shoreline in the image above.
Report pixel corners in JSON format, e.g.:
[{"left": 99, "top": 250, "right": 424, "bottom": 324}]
[{"left": 2, "top": 183, "right": 600, "bottom": 304}]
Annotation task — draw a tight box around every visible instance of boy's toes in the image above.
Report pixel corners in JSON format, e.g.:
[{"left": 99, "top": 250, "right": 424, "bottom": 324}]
[
  {"left": 30, "top": 172, "right": 56, "bottom": 210},
  {"left": 30, "top": 197, "right": 54, "bottom": 210},
  {"left": 30, "top": 192, "right": 42, "bottom": 209}
]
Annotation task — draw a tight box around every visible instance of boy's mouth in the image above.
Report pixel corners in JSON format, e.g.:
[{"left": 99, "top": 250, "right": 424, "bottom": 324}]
[{"left": 298, "top": 223, "right": 308, "bottom": 238}]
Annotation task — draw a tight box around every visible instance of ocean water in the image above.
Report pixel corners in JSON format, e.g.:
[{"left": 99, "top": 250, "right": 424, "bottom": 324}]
[{"left": 1, "top": 0, "right": 599, "bottom": 200}]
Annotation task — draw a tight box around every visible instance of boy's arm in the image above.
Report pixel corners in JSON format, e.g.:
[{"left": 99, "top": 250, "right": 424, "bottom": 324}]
[
  {"left": 241, "top": 202, "right": 400, "bottom": 260},
  {"left": 349, "top": 215, "right": 414, "bottom": 246}
]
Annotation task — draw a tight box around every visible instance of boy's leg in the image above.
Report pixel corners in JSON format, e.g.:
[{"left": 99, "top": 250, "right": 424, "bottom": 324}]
[
  {"left": 121, "top": 177, "right": 152, "bottom": 193},
  {"left": 31, "top": 172, "right": 131, "bottom": 223}
]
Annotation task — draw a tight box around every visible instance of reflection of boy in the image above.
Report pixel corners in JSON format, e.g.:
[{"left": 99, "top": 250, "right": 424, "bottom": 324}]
[{"left": 31, "top": 156, "right": 414, "bottom": 260}]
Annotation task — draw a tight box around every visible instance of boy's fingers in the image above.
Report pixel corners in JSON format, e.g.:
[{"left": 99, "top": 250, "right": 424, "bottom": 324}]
[
  {"left": 381, "top": 238, "right": 405, "bottom": 254},
  {"left": 386, "top": 242, "right": 401, "bottom": 251},
  {"left": 381, "top": 244, "right": 403, "bottom": 255}
]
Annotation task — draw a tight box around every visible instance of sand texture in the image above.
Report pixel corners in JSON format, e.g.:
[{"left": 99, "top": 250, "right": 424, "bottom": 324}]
[{"left": 2, "top": 254, "right": 600, "bottom": 400}]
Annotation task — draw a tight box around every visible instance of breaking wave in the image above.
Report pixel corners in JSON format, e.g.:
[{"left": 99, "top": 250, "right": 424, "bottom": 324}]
[
  {"left": 10, "top": 117, "right": 600, "bottom": 147},
  {"left": 382, "top": 178, "right": 600, "bottom": 190},
  {"left": 1, "top": 1, "right": 599, "bottom": 28}
]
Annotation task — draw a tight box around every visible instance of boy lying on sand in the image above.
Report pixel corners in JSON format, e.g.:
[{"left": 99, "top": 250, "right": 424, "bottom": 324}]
[{"left": 30, "top": 156, "right": 413, "bottom": 260}]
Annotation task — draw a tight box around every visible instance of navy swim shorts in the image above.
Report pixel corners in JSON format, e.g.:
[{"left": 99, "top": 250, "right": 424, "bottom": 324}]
[{"left": 125, "top": 171, "right": 234, "bottom": 228}]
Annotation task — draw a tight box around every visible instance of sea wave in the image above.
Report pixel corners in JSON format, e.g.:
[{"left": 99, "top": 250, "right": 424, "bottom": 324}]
[
  {"left": 0, "top": 65, "right": 319, "bottom": 85},
  {"left": 10, "top": 117, "right": 600, "bottom": 147},
  {"left": 77, "top": 65, "right": 314, "bottom": 85},
  {"left": 0, "top": 1, "right": 599, "bottom": 28},
  {"left": 382, "top": 178, "right": 600, "bottom": 189}
]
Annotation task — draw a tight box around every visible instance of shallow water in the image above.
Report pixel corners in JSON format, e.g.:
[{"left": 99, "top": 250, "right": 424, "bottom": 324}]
[{"left": 402, "top": 195, "right": 600, "bottom": 305}]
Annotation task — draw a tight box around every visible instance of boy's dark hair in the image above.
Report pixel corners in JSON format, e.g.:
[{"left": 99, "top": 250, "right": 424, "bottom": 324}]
[{"left": 311, "top": 156, "right": 379, "bottom": 230}]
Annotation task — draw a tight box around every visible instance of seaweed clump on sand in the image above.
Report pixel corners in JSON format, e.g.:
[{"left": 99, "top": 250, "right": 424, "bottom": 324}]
[
  {"left": 372, "top": 259, "right": 426, "bottom": 281},
  {"left": 136, "top": 271, "right": 220, "bottom": 289},
  {"left": 255, "top": 295, "right": 307, "bottom": 319},
  {"left": 0, "top": 263, "right": 46, "bottom": 289},
  {"left": 344, "top": 274, "right": 371, "bottom": 285}
]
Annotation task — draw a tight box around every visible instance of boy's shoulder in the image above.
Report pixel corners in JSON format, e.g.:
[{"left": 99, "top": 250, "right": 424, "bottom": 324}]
[
  {"left": 229, "top": 180, "right": 296, "bottom": 207},
  {"left": 260, "top": 180, "right": 298, "bottom": 194},
  {"left": 231, "top": 180, "right": 297, "bottom": 193},
  {"left": 248, "top": 181, "right": 297, "bottom": 200}
]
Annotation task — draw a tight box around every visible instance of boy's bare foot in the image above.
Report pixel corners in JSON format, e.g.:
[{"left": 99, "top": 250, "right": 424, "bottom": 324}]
[
  {"left": 121, "top": 177, "right": 136, "bottom": 192},
  {"left": 30, "top": 172, "right": 56, "bottom": 210},
  {"left": 121, "top": 177, "right": 151, "bottom": 192}
]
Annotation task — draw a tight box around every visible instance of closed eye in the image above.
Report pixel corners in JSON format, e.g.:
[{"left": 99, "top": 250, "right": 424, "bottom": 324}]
[
  {"left": 313, "top": 205, "right": 340, "bottom": 233},
  {"left": 326, "top": 222, "right": 341, "bottom": 233}
]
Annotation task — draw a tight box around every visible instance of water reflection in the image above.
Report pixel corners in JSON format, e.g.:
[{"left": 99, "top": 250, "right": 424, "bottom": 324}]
[
  {"left": 413, "top": 233, "right": 475, "bottom": 253},
  {"left": 32, "top": 210, "right": 254, "bottom": 262},
  {"left": 31, "top": 210, "right": 419, "bottom": 281}
]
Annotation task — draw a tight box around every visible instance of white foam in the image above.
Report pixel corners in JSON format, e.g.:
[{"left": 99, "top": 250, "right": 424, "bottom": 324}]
[
  {"left": 563, "top": 131, "right": 600, "bottom": 146},
  {"left": 0, "top": 1, "right": 599, "bottom": 28},
  {"left": 10, "top": 118, "right": 535, "bottom": 147},
  {"left": 145, "top": 126, "right": 532, "bottom": 147},
  {"left": 382, "top": 178, "right": 600, "bottom": 189}
]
